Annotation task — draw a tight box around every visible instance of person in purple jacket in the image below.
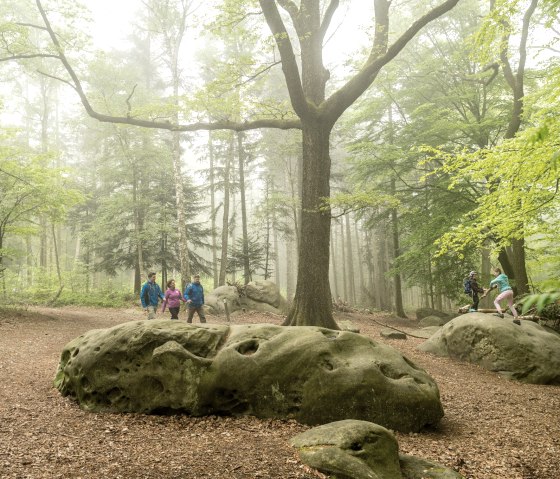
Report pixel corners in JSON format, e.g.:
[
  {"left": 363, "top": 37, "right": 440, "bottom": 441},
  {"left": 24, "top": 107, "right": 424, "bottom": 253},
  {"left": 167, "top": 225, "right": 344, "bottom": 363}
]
[{"left": 161, "top": 279, "right": 186, "bottom": 320}]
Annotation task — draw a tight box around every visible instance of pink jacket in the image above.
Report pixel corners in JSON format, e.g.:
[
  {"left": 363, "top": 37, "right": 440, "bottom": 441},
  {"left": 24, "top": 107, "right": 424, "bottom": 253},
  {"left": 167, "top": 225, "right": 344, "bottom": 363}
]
[{"left": 161, "top": 288, "right": 185, "bottom": 311}]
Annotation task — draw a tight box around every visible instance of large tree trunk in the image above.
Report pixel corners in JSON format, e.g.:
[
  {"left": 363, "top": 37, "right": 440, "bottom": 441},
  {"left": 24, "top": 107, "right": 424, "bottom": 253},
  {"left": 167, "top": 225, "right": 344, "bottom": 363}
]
[
  {"left": 284, "top": 123, "right": 337, "bottom": 328},
  {"left": 494, "top": 0, "right": 537, "bottom": 296}
]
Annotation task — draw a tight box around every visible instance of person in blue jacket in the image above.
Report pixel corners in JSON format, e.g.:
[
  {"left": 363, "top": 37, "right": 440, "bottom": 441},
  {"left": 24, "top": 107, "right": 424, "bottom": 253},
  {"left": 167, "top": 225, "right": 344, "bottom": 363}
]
[
  {"left": 140, "top": 272, "right": 165, "bottom": 320},
  {"left": 184, "top": 274, "right": 206, "bottom": 323}
]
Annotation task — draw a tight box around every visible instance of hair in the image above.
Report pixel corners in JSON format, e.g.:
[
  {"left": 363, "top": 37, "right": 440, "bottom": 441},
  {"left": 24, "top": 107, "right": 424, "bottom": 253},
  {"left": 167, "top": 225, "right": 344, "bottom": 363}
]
[
  {"left": 148, "top": 272, "right": 156, "bottom": 279},
  {"left": 193, "top": 274, "right": 200, "bottom": 279},
  {"left": 167, "top": 279, "right": 175, "bottom": 288},
  {"left": 493, "top": 267, "right": 502, "bottom": 274}
]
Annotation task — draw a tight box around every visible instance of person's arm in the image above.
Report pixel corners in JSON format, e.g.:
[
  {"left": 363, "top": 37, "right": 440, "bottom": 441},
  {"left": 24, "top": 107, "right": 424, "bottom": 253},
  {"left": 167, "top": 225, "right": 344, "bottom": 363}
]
[
  {"left": 184, "top": 286, "right": 192, "bottom": 303},
  {"left": 161, "top": 291, "right": 168, "bottom": 312},
  {"left": 140, "top": 283, "right": 147, "bottom": 309}
]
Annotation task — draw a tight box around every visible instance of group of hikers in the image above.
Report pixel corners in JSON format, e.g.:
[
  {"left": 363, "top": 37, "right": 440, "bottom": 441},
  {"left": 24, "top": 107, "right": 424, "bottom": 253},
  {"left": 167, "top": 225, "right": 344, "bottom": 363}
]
[
  {"left": 465, "top": 267, "right": 520, "bottom": 325},
  {"left": 140, "top": 272, "right": 206, "bottom": 323}
]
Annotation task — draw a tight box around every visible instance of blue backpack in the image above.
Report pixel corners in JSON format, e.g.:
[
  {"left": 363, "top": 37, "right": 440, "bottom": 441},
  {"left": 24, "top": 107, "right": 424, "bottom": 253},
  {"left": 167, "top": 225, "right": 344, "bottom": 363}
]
[{"left": 463, "top": 277, "right": 472, "bottom": 295}]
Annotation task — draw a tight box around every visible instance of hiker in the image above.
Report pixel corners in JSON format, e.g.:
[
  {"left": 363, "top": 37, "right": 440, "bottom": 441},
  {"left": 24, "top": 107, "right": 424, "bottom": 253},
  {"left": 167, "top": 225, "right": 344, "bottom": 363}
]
[
  {"left": 466, "top": 271, "right": 485, "bottom": 312},
  {"left": 140, "top": 272, "right": 165, "bottom": 320},
  {"left": 183, "top": 274, "right": 206, "bottom": 323},
  {"left": 488, "top": 267, "right": 520, "bottom": 324},
  {"left": 161, "top": 278, "right": 186, "bottom": 320}
]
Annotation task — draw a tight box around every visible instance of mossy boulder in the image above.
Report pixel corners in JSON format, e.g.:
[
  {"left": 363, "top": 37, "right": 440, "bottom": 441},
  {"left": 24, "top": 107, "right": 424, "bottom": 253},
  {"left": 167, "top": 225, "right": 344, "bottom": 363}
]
[
  {"left": 420, "top": 313, "right": 560, "bottom": 384},
  {"left": 55, "top": 321, "right": 443, "bottom": 432},
  {"left": 291, "top": 420, "right": 464, "bottom": 479}
]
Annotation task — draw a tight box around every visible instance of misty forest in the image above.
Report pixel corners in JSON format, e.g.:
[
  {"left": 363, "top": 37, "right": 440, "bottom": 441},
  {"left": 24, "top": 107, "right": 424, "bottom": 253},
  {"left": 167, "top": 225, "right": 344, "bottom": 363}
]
[
  {"left": 1, "top": 0, "right": 559, "bottom": 323},
  {"left": 2, "top": 2, "right": 560, "bottom": 479}
]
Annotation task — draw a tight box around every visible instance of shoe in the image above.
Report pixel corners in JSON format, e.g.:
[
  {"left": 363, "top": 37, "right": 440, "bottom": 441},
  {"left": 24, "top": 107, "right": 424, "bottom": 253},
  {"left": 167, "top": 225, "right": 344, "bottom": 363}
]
[
  {"left": 468, "top": 308, "right": 476, "bottom": 313},
  {"left": 493, "top": 313, "right": 504, "bottom": 319},
  {"left": 513, "top": 319, "right": 521, "bottom": 325}
]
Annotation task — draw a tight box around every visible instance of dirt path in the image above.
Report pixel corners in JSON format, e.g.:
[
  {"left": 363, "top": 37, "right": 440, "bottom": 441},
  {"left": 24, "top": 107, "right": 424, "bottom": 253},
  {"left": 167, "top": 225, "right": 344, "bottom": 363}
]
[{"left": 0, "top": 306, "right": 559, "bottom": 479}]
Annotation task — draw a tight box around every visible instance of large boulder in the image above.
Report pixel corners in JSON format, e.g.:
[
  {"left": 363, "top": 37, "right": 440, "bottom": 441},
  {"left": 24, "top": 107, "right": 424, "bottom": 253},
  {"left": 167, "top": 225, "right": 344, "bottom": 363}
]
[
  {"left": 205, "top": 281, "right": 288, "bottom": 315},
  {"left": 204, "top": 285, "right": 241, "bottom": 314},
  {"left": 291, "top": 420, "right": 464, "bottom": 479},
  {"left": 55, "top": 321, "right": 444, "bottom": 432},
  {"left": 418, "top": 315, "right": 449, "bottom": 328},
  {"left": 419, "top": 313, "right": 560, "bottom": 384},
  {"left": 415, "top": 308, "right": 452, "bottom": 321}
]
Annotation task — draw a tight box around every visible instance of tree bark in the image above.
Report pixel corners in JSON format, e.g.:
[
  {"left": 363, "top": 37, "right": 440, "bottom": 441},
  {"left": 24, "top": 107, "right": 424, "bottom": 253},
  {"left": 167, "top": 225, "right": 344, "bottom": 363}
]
[
  {"left": 218, "top": 135, "right": 233, "bottom": 286},
  {"left": 209, "top": 132, "right": 218, "bottom": 289},
  {"left": 237, "top": 132, "right": 251, "bottom": 284},
  {"left": 284, "top": 122, "right": 337, "bottom": 328},
  {"left": 345, "top": 213, "right": 356, "bottom": 305}
]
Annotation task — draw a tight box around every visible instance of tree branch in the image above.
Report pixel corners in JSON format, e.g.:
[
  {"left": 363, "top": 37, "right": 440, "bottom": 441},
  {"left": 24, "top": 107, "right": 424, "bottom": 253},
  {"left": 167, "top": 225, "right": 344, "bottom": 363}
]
[
  {"left": 323, "top": 0, "right": 460, "bottom": 122},
  {"left": 0, "top": 53, "right": 61, "bottom": 63},
  {"left": 259, "top": 0, "right": 309, "bottom": 119},
  {"left": 34, "top": 0, "right": 301, "bottom": 132},
  {"left": 319, "top": 0, "right": 339, "bottom": 40}
]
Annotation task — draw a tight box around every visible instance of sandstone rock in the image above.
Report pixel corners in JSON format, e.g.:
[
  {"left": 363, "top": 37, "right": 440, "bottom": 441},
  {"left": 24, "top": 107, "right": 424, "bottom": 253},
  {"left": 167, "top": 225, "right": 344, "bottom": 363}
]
[
  {"left": 418, "top": 315, "right": 449, "bottom": 327},
  {"left": 419, "top": 313, "right": 560, "bottom": 384},
  {"left": 415, "top": 308, "right": 452, "bottom": 321},
  {"left": 338, "top": 320, "right": 360, "bottom": 333},
  {"left": 205, "top": 281, "right": 288, "bottom": 315},
  {"left": 291, "top": 420, "right": 464, "bottom": 479},
  {"left": 290, "top": 420, "right": 402, "bottom": 479},
  {"left": 55, "top": 321, "right": 444, "bottom": 432},
  {"left": 244, "top": 280, "right": 288, "bottom": 311},
  {"left": 204, "top": 286, "right": 241, "bottom": 314},
  {"left": 381, "top": 329, "right": 407, "bottom": 340}
]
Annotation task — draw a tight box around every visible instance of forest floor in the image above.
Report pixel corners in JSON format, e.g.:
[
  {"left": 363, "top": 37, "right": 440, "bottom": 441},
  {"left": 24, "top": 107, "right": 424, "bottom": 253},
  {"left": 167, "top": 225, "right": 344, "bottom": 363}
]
[{"left": 0, "top": 306, "right": 558, "bottom": 479}]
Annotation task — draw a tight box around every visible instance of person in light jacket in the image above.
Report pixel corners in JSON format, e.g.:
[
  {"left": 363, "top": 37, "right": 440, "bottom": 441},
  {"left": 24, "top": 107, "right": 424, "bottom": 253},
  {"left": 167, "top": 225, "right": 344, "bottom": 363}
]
[
  {"left": 183, "top": 274, "right": 206, "bottom": 323},
  {"left": 489, "top": 267, "right": 520, "bottom": 324}
]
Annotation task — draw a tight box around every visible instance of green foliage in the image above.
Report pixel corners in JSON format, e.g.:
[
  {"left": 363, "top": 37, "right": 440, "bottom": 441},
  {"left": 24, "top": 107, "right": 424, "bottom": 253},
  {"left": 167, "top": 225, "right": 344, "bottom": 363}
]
[
  {"left": 519, "top": 291, "right": 560, "bottom": 314},
  {"left": 226, "top": 234, "right": 269, "bottom": 281}
]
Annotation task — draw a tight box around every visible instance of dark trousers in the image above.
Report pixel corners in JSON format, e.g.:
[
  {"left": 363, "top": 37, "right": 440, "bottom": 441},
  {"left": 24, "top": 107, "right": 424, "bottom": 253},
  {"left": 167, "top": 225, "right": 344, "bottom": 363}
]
[
  {"left": 168, "top": 307, "right": 180, "bottom": 320},
  {"left": 470, "top": 293, "right": 480, "bottom": 311},
  {"left": 187, "top": 306, "right": 206, "bottom": 323}
]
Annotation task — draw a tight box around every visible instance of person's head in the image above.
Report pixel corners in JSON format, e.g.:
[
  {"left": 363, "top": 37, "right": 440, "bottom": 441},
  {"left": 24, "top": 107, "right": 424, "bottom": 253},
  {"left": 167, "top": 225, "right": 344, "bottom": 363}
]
[
  {"left": 469, "top": 271, "right": 477, "bottom": 279},
  {"left": 192, "top": 274, "right": 200, "bottom": 283},
  {"left": 493, "top": 267, "right": 502, "bottom": 276},
  {"left": 147, "top": 272, "right": 156, "bottom": 282},
  {"left": 167, "top": 279, "right": 176, "bottom": 289}
]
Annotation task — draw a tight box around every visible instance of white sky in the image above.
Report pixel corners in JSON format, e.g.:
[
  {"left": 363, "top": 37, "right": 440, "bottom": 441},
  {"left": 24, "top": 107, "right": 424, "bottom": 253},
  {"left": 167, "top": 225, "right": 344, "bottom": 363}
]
[{"left": 88, "top": 0, "right": 139, "bottom": 50}]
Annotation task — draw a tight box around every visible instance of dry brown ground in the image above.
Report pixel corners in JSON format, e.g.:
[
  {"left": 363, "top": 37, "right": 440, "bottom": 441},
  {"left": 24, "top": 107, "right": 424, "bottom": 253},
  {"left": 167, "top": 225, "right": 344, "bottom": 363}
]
[{"left": 0, "top": 306, "right": 558, "bottom": 479}]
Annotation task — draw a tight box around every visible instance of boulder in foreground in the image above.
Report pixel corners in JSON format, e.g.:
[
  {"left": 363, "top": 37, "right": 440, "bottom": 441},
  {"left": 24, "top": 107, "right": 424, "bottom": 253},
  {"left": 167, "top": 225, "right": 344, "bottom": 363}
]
[
  {"left": 55, "top": 321, "right": 443, "bottom": 432},
  {"left": 291, "top": 419, "right": 464, "bottom": 479}
]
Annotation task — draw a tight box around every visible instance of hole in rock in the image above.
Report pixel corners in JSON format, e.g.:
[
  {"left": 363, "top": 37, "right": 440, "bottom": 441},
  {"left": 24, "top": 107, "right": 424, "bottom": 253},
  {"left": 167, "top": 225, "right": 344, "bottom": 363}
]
[{"left": 235, "top": 340, "right": 260, "bottom": 356}]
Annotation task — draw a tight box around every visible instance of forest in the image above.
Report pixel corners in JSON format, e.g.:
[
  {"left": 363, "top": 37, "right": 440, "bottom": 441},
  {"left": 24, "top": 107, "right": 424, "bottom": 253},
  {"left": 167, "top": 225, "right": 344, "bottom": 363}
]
[{"left": 1, "top": 0, "right": 559, "bottom": 326}]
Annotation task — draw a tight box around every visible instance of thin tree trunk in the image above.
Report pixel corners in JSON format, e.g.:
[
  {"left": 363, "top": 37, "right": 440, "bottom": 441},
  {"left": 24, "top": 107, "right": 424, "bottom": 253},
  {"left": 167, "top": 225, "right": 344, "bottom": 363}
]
[
  {"left": 353, "top": 218, "right": 364, "bottom": 305},
  {"left": 340, "top": 219, "right": 348, "bottom": 302},
  {"left": 209, "top": 132, "right": 218, "bottom": 288},
  {"left": 345, "top": 214, "right": 356, "bottom": 305},
  {"left": 218, "top": 135, "right": 233, "bottom": 286},
  {"left": 237, "top": 132, "right": 251, "bottom": 284},
  {"left": 390, "top": 179, "right": 406, "bottom": 318}
]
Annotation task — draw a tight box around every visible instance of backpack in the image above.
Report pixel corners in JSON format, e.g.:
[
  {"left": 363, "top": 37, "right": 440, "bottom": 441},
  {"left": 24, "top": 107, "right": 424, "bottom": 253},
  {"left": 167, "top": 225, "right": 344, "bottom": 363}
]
[{"left": 463, "top": 277, "right": 472, "bottom": 295}]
